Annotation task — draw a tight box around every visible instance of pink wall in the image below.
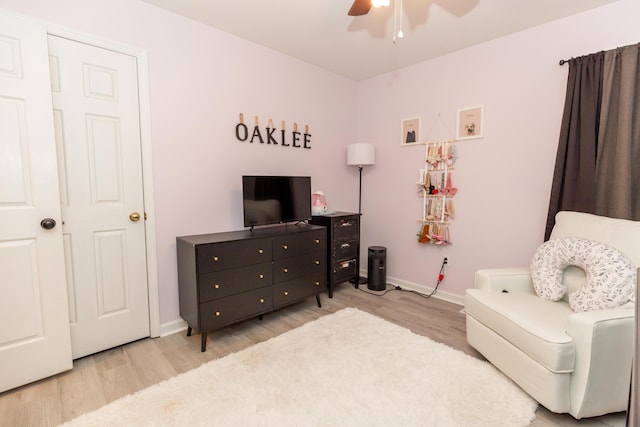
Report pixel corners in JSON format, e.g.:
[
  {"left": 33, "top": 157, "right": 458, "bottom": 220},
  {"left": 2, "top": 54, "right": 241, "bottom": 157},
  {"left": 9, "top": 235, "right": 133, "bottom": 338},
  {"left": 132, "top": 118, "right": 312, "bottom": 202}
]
[
  {"left": 2, "top": 0, "right": 639, "bottom": 327},
  {"left": 0, "top": 0, "right": 358, "bottom": 325},
  {"left": 355, "top": 0, "right": 640, "bottom": 302}
]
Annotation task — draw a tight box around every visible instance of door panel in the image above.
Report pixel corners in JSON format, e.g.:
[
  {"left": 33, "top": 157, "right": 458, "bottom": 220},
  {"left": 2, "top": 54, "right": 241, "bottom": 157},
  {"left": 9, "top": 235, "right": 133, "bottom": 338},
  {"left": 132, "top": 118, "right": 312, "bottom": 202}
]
[
  {"left": 47, "top": 35, "right": 150, "bottom": 359},
  {"left": 0, "top": 13, "right": 72, "bottom": 393}
]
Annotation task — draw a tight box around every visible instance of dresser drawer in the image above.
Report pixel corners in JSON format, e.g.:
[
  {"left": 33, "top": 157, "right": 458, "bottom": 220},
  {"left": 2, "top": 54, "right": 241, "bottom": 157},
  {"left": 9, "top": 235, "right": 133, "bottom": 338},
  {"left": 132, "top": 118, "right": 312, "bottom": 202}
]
[
  {"left": 200, "top": 287, "right": 273, "bottom": 330},
  {"left": 197, "top": 238, "right": 272, "bottom": 273},
  {"left": 198, "top": 262, "right": 272, "bottom": 302},
  {"left": 273, "top": 229, "right": 326, "bottom": 260},
  {"left": 273, "top": 278, "right": 323, "bottom": 307},
  {"left": 332, "top": 258, "right": 357, "bottom": 283},
  {"left": 332, "top": 217, "right": 359, "bottom": 241},
  {"left": 273, "top": 251, "right": 325, "bottom": 284}
]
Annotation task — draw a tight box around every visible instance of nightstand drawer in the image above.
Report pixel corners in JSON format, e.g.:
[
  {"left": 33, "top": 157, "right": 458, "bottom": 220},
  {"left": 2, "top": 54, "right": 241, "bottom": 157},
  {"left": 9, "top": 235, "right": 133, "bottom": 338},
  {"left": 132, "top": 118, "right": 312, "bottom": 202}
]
[
  {"left": 199, "top": 262, "right": 272, "bottom": 302},
  {"left": 332, "top": 258, "right": 357, "bottom": 283},
  {"left": 332, "top": 239, "right": 358, "bottom": 260},
  {"left": 333, "top": 217, "right": 359, "bottom": 241}
]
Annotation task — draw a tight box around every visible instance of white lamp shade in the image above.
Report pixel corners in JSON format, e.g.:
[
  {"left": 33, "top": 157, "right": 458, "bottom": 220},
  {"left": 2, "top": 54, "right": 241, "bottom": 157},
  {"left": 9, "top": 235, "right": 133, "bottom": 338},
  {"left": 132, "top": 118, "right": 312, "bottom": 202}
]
[{"left": 347, "top": 143, "right": 375, "bottom": 167}]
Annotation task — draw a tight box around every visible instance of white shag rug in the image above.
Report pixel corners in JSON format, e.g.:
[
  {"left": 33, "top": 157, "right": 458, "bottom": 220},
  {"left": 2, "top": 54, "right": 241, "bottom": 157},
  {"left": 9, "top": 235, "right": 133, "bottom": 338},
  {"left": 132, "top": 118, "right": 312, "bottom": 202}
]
[{"left": 62, "top": 308, "right": 537, "bottom": 427}]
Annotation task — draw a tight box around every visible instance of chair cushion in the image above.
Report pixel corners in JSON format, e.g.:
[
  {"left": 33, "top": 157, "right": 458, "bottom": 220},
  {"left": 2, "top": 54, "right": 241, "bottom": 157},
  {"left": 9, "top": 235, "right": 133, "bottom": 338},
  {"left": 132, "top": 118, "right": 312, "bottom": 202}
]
[
  {"left": 530, "top": 237, "right": 636, "bottom": 312},
  {"left": 465, "top": 289, "right": 575, "bottom": 373}
]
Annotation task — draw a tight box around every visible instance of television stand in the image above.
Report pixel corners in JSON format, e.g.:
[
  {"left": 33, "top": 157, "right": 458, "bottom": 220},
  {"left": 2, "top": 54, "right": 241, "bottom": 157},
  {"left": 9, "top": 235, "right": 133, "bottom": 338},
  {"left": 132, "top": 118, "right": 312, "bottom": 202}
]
[{"left": 176, "top": 223, "right": 327, "bottom": 351}]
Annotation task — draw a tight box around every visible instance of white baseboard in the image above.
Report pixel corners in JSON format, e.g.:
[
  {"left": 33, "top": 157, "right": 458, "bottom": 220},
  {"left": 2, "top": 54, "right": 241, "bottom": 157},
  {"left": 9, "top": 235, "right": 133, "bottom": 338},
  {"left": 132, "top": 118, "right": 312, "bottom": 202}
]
[
  {"left": 359, "top": 269, "right": 465, "bottom": 306},
  {"left": 159, "top": 274, "right": 464, "bottom": 337},
  {"left": 160, "top": 318, "right": 188, "bottom": 337}
]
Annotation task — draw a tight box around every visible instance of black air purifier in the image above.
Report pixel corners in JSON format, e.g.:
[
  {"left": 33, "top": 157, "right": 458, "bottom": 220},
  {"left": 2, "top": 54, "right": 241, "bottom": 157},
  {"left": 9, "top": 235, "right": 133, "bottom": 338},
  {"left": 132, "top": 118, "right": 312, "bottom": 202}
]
[{"left": 367, "top": 246, "right": 386, "bottom": 291}]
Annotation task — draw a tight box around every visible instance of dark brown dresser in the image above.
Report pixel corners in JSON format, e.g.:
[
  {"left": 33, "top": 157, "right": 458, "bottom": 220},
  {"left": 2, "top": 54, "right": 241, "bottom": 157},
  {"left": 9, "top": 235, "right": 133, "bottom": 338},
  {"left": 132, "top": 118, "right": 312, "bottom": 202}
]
[
  {"left": 177, "top": 223, "right": 326, "bottom": 351},
  {"left": 310, "top": 212, "right": 360, "bottom": 297}
]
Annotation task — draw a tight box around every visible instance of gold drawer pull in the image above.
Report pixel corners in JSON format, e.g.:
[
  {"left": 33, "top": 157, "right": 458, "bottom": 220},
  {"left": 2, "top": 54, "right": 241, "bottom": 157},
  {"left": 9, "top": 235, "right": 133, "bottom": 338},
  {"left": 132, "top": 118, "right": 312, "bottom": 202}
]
[
  {"left": 283, "top": 291, "right": 289, "bottom": 296},
  {"left": 212, "top": 256, "right": 219, "bottom": 262},
  {"left": 340, "top": 222, "right": 352, "bottom": 227},
  {"left": 258, "top": 249, "right": 264, "bottom": 254},
  {"left": 215, "top": 311, "right": 221, "bottom": 317},
  {"left": 314, "top": 260, "right": 320, "bottom": 265},
  {"left": 259, "top": 298, "right": 265, "bottom": 303},
  {"left": 341, "top": 262, "right": 350, "bottom": 268},
  {"left": 314, "top": 239, "right": 320, "bottom": 244},
  {"left": 259, "top": 274, "right": 264, "bottom": 279},
  {"left": 214, "top": 284, "right": 220, "bottom": 289},
  {"left": 282, "top": 244, "right": 288, "bottom": 250},
  {"left": 341, "top": 243, "right": 351, "bottom": 248},
  {"left": 282, "top": 268, "right": 288, "bottom": 273},
  {"left": 315, "top": 281, "right": 320, "bottom": 286}
]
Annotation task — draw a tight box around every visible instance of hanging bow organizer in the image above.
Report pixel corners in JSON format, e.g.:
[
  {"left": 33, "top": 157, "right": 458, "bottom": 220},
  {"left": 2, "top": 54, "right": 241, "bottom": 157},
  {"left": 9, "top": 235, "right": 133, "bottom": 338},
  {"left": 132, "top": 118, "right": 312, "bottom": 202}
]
[{"left": 416, "top": 114, "right": 459, "bottom": 245}]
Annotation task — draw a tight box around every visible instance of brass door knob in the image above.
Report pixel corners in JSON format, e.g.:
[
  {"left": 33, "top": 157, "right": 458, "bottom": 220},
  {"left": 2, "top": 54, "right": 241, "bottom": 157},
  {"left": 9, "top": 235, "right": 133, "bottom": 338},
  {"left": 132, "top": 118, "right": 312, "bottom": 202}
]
[{"left": 129, "top": 212, "right": 141, "bottom": 222}]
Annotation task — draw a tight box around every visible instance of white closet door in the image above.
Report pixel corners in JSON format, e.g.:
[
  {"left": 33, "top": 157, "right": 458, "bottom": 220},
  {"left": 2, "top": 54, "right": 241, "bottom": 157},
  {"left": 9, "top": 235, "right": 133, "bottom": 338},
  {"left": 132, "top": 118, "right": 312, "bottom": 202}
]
[
  {"left": 48, "top": 35, "right": 150, "bottom": 359},
  {"left": 0, "top": 13, "right": 72, "bottom": 393}
]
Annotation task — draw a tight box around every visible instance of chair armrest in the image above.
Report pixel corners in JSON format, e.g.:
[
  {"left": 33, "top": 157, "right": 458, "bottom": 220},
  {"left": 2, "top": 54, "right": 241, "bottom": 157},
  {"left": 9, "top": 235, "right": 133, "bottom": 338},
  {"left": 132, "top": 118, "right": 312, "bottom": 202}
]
[
  {"left": 566, "top": 308, "right": 635, "bottom": 418},
  {"left": 474, "top": 267, "right": 535, "bottom": 294}
]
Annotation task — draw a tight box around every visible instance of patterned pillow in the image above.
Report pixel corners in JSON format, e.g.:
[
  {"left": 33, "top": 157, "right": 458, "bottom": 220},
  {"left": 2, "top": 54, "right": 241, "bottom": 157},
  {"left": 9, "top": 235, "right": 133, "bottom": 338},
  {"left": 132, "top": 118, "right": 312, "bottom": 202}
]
[{"left": 530, "top": 237, "right": 636, "bottom": 312}]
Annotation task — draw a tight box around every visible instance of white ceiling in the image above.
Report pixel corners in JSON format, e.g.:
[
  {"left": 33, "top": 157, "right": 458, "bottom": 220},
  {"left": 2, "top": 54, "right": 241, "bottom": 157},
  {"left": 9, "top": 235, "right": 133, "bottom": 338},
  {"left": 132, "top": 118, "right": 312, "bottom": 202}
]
[{"left": 141, "top": 0, "right": 619, "bottom": 80}]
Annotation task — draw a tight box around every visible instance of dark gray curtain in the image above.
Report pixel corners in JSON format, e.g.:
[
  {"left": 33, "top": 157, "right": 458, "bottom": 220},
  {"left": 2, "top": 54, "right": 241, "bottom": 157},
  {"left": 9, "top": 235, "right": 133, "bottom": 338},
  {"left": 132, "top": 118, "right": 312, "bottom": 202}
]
[
  {"left": 544, "top": 53, "right": 604, "bottom": 240},
  {"left": 544, "top": 44, "right": 640, "bottom": 426},
  {"left": 596, "top": 44, "right": 640, "bottom": 220}
]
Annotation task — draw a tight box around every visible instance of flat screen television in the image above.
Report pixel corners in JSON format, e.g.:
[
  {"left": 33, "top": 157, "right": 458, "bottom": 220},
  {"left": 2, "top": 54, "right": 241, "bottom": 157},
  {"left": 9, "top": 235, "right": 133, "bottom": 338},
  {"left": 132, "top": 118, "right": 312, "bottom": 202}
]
[{"left": 242, "top": 175, "right": 312, "bottom": 228}]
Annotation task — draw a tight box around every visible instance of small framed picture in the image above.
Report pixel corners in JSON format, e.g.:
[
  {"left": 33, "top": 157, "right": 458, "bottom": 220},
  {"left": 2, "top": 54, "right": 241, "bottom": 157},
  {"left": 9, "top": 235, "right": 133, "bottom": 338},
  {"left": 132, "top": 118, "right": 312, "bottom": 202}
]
[
  {"left": 400, "top": 116, "right": 421, "bottom": 146},
  {"left": 456, "top": 105, "right": 484, "bottom": 140}
]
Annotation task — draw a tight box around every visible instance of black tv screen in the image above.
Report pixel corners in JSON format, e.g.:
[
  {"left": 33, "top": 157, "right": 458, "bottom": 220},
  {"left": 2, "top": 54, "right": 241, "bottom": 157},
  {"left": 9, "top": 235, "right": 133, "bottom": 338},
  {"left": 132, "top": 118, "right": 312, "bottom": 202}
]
[{"left": 242, "top": 176, "right": 312, "bottom": 227}]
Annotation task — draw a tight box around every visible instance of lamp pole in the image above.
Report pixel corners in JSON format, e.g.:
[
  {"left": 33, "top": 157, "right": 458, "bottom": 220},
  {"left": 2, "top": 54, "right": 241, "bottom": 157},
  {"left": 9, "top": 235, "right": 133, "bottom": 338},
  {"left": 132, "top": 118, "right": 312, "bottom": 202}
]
[
  {"left": 346, "top": 143, "right": 375, "bottom": 287},
  {"left": 353, "top": 165, "right": 367, "bottom": 286},
  {"left": 358, "top": 166, "right": 363, "bottom": 214}
]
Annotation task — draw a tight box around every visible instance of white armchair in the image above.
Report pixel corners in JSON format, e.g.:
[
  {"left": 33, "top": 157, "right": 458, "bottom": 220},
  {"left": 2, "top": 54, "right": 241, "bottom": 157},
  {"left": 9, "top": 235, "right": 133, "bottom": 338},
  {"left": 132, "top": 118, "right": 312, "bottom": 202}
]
[{"left": 465, "top": 211, "right": 638, "bottom": 419}]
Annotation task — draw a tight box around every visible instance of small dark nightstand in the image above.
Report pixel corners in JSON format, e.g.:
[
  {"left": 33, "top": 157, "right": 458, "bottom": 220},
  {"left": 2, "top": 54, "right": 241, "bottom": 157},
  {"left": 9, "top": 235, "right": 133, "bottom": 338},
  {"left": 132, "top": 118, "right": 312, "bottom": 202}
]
[{"left": 310, "top": 212, "right": 361, "bottom": 297}]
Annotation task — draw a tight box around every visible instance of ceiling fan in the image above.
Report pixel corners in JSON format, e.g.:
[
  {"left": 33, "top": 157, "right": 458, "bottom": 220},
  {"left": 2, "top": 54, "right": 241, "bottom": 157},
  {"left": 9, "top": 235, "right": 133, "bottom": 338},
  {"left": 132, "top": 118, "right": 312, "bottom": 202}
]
[
  {"left": 348, "top": 0, "right": 372, "bottom": 16},
  {"left": 348, "top": 0, "right": 390, "bottom": 16}
]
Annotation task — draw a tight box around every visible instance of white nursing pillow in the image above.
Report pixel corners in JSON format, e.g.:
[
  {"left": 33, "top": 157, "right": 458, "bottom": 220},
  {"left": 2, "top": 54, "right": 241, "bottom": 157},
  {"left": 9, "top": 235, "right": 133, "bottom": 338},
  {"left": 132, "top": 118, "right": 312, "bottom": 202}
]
[{"left": 530, "top": 236, "right": 636, "bottom": 312}]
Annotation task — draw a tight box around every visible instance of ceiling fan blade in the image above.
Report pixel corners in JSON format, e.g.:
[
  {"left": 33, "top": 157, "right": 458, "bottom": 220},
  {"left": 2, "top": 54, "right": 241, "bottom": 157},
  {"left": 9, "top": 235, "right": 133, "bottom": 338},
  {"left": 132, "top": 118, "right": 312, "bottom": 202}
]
[{"left": 348, "top": 0, "right": 372, "bottom": 16}]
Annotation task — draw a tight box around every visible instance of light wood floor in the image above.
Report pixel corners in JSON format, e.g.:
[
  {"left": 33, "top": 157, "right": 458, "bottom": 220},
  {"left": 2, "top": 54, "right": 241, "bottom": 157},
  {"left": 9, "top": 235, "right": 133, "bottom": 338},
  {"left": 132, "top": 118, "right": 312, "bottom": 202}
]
[{"left": 0, "top": 284, "right": 627, "bottom": 426}]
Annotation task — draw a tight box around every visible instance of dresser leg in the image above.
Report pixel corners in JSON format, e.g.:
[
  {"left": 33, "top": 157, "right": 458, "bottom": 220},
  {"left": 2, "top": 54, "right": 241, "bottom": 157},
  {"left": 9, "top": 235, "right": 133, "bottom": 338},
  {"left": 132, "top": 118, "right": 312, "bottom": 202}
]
[
  {"left": 328, "top": 285, "right": 333, "bottom": 298},
  {"left": 201, "top": 332, "right": 207, "bottom": 352},
  {"left": 187, "top": 326, "right": 192, "bottom": 337},
  {"left": 315, "top": 294, "right": 322, "bottom": 308}
]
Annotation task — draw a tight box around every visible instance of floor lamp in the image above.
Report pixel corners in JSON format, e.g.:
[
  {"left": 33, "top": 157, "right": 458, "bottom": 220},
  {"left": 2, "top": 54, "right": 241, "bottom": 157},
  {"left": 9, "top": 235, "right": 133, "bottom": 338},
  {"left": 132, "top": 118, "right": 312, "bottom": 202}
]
[{"left": 347, "top": 143, "right": 375, "bottom": 286}]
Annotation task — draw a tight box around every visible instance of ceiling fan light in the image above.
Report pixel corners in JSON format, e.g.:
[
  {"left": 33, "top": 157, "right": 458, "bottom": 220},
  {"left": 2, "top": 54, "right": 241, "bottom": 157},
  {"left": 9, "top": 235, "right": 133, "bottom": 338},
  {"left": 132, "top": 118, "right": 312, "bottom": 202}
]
[{"left": 372, "top": 0, "right": 390, "bottom": 8}]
